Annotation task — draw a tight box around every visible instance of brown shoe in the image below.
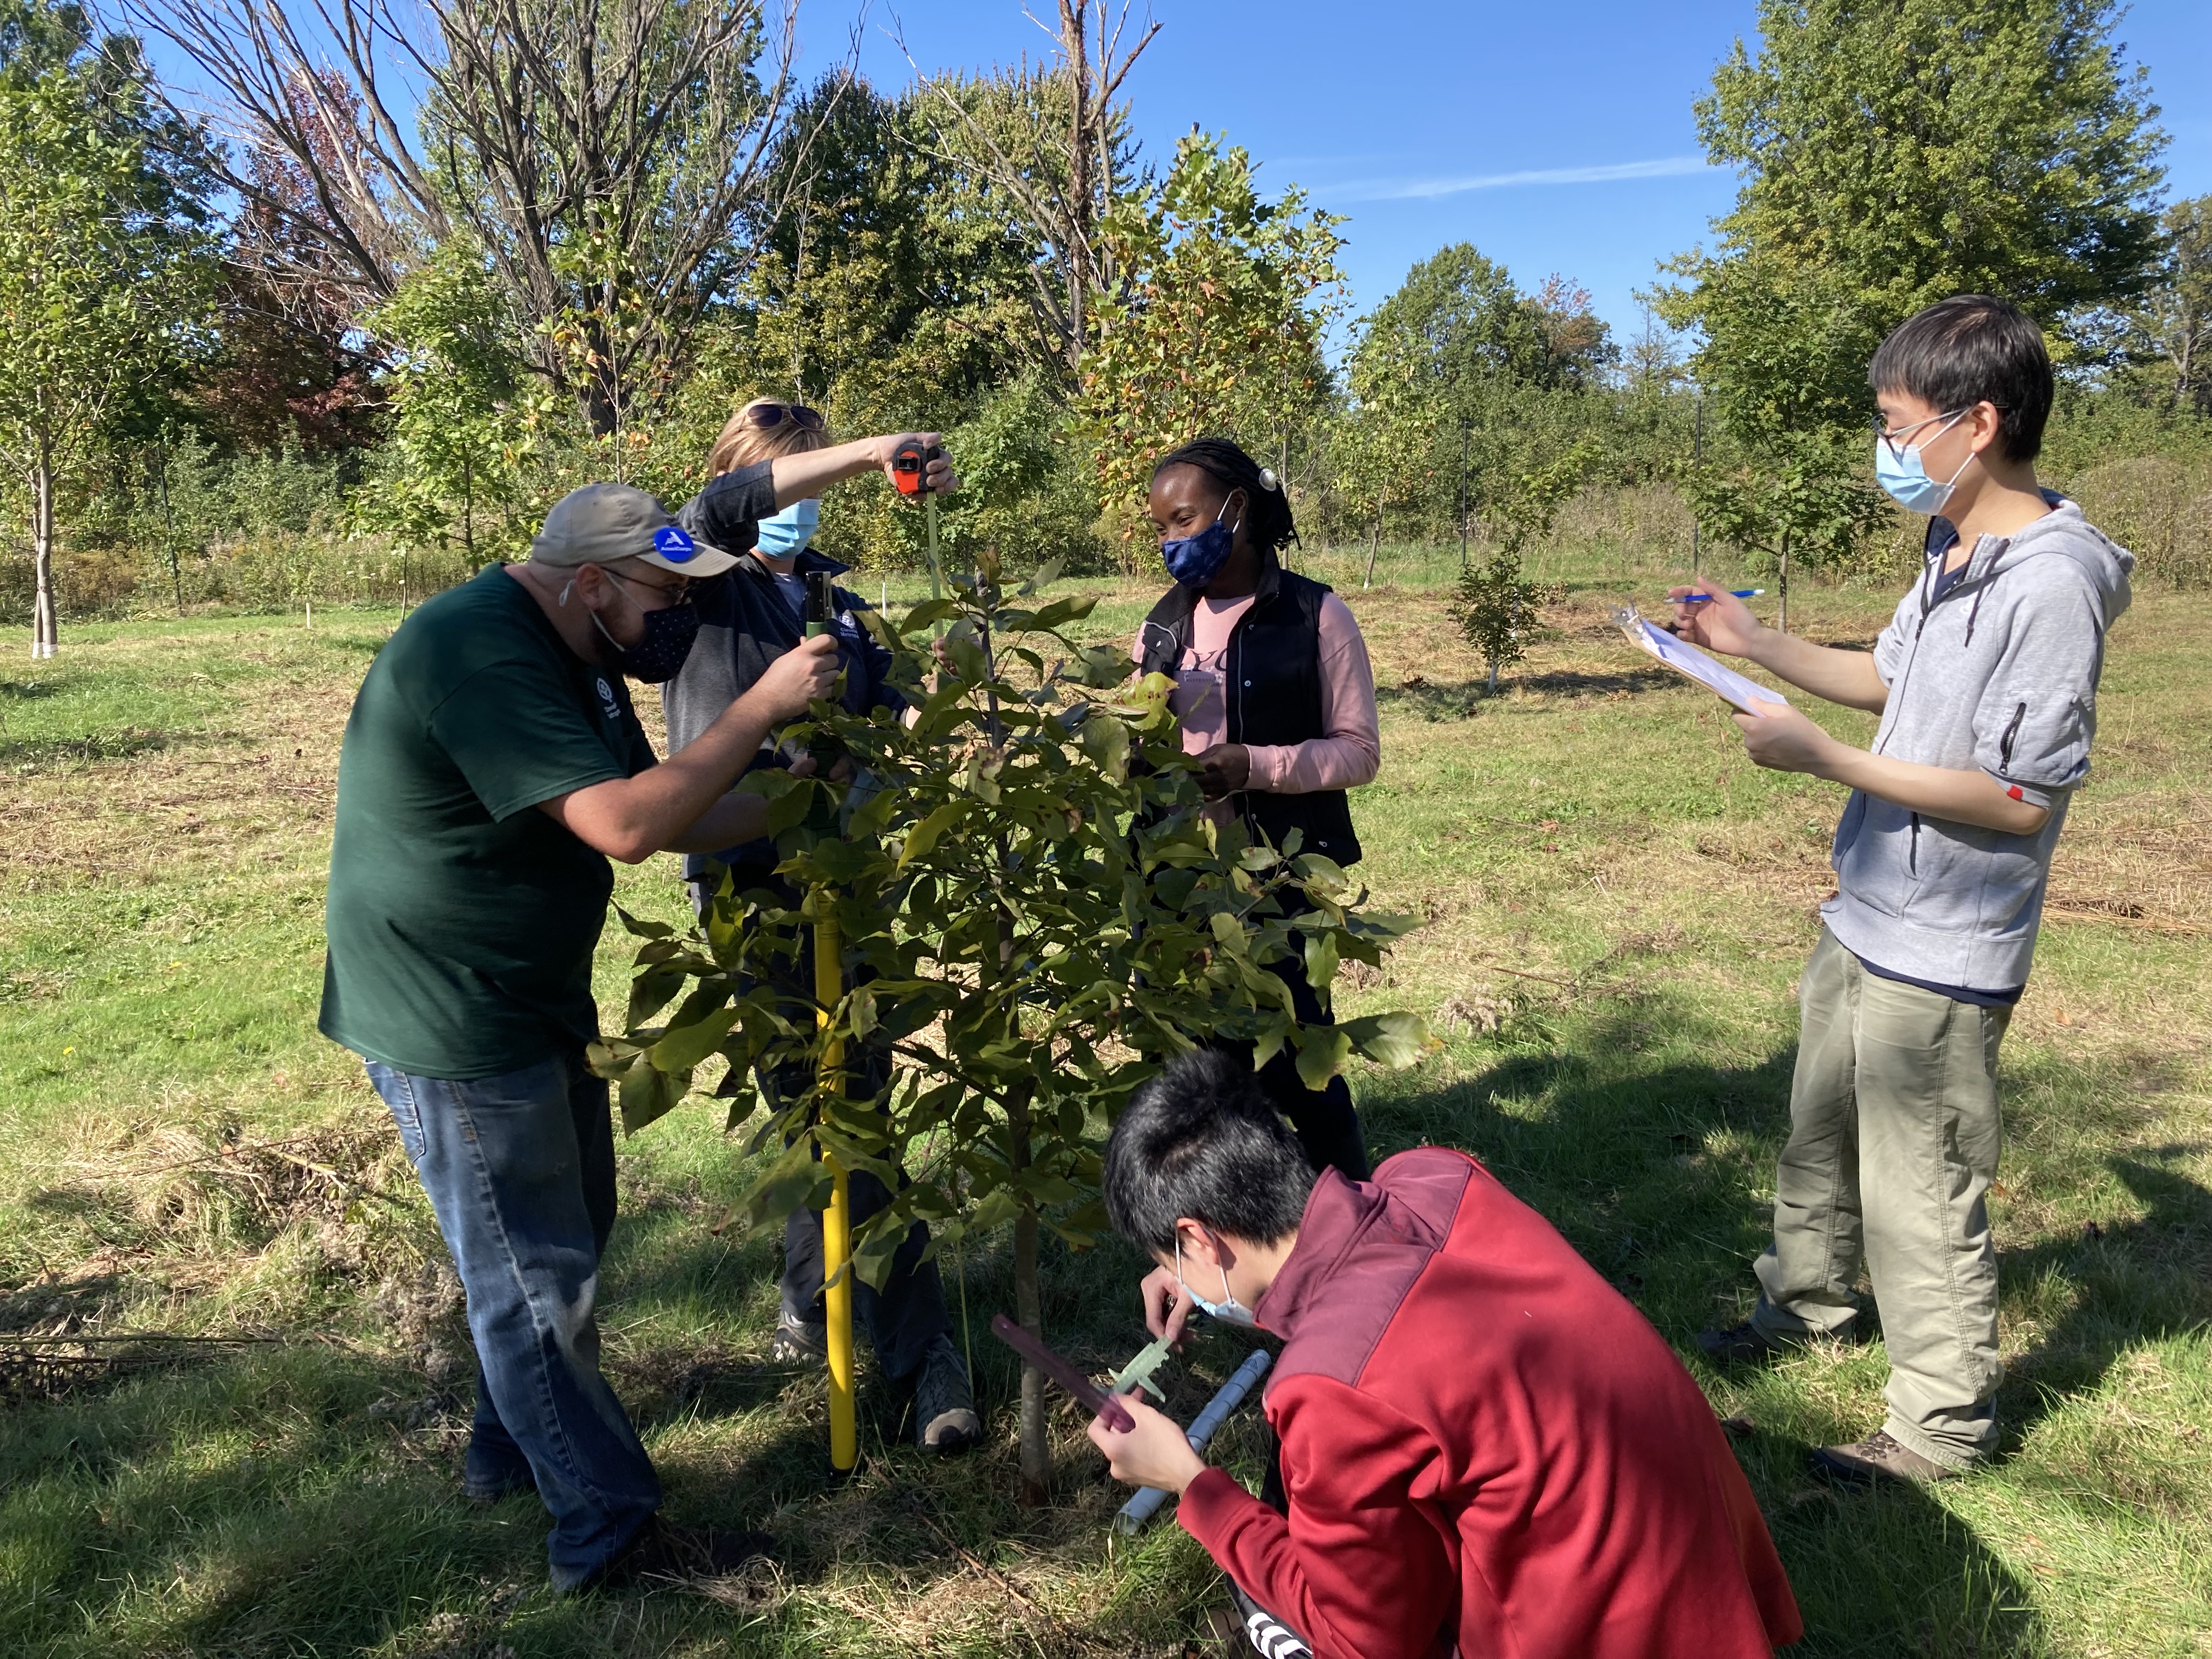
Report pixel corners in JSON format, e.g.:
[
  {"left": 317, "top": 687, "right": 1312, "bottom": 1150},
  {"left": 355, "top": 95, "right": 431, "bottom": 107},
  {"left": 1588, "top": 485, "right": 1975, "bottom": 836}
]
[{"left": 1810, "top": 1430, "right": 1957, "bottom": 1488}]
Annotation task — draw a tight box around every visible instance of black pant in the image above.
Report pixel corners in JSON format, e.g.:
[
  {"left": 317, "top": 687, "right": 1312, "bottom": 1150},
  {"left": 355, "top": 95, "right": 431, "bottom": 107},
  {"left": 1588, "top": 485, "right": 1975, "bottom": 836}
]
[
  {"left": 696, "top": 871, "right": 952, "bottom": 1384},
  {"left": 1214, "top": 947, "right": 1371, "bottom": 1183}
]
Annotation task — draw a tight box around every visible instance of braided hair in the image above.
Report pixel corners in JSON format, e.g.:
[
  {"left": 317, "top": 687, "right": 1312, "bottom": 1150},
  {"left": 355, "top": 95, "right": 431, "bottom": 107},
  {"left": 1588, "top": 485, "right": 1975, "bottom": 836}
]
[{"left": 1152, "top": 437, "right": 1299, "bottom": 556}]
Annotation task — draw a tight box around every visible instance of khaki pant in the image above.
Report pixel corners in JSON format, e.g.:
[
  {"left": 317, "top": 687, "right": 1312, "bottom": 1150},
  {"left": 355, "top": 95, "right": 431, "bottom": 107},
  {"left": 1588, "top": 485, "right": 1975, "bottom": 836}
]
[{"left": 1752, "top": 929, "right": 2010, "bottom": 1469}]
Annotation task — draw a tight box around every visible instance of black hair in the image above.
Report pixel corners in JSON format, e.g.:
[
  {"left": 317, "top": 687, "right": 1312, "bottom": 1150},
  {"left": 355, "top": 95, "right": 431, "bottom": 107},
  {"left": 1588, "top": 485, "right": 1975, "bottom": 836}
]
[
  {"left": 1150, "top": 437, "right": 1299, "bottom": 556},
  {"left": 1868, "top": 295, "right": 2054, "bottom": 462},
  {"left": 1103, "top": 1049, "right": 1315, "bottom": 1255}
]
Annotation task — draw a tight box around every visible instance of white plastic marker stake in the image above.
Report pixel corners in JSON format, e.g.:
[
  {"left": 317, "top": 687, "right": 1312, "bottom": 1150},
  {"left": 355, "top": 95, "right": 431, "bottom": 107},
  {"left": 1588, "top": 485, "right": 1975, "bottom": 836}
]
[{"left": 1113, "top": 1347, "right": 1273, "bottom": 1535}]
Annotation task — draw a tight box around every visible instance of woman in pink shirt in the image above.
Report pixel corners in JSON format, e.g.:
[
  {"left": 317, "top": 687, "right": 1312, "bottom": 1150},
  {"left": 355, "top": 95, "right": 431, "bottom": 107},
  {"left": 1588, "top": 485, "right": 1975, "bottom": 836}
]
[{"left": 1131, "top": 437, "right": 1381, "bottom": 1184}]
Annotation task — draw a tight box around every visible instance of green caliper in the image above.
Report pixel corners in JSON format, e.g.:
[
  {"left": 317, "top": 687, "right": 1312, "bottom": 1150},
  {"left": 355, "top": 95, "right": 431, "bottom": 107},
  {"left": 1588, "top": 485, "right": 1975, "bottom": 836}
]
[{"left": 1111, "top": 1335, "right": 1177, "bottom": 1401}]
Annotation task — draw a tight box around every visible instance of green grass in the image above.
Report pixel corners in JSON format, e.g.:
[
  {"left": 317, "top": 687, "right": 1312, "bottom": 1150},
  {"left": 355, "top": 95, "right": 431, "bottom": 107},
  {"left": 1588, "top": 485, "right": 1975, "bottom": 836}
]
[{"left": 3, "top": 552, "right": 2209, "bottom": 1658}]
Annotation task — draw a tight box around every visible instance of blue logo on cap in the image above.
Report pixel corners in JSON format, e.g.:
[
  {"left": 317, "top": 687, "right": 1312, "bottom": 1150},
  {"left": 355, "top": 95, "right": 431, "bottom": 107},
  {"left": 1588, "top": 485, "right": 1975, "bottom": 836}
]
[{"left": 653, "top": 525, "right": 698, "bottom": 562}]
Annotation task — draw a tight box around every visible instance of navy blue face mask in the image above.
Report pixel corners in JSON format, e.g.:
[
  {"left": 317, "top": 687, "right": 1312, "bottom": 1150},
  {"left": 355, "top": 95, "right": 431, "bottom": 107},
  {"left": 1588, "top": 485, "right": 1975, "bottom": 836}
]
[
  {"left": 580, "top": 571, "right": 700, "bottom": 683},
  {"left": 1160, "top": 495, "right": 1244, "bottom": 588}
]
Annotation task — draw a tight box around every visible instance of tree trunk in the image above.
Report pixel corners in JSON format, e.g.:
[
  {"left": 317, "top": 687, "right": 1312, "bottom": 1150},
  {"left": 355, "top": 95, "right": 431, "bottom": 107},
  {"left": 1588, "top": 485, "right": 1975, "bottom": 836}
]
[
  {"left": 157, "top": 444, "right": 184, "bottom": 616},
  {"left": 1008, "top": 1081, "right": 1049, "bottom": 1506},
  {"left": 1778, "top": 529, "right": 1792, "bottom": 636},
  {"left": 1060, "top": 0, "right": 1091, "bottom": 375},
  {"left": 30, "top": 443, "right": 57, "bottom": 659}
]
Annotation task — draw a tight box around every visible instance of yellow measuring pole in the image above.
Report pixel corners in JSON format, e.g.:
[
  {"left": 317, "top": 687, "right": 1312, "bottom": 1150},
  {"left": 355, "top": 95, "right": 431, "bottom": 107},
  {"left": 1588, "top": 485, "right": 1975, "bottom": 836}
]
[{"left": 814, "top": 899, "right": 856, "bottom": 1472}]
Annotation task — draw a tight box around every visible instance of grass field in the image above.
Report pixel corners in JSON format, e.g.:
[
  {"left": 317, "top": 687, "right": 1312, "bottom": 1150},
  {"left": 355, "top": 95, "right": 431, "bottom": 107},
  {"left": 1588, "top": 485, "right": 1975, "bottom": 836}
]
[{"left": 3, "top": 540, "right": 2209, "bottom": 1659}]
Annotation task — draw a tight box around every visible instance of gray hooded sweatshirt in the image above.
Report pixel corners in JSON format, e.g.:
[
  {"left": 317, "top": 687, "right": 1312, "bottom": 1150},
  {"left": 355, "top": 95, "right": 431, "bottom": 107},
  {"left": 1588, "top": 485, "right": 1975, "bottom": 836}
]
[{"left": 1822, "top": 495, "right": 2134, "bottom": 993}]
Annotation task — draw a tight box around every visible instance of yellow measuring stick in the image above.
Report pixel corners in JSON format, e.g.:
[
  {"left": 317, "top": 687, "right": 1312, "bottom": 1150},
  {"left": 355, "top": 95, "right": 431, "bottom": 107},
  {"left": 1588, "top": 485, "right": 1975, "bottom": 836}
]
[{"left": 815, "top": 899, "right": 856, "bottom": 1472}]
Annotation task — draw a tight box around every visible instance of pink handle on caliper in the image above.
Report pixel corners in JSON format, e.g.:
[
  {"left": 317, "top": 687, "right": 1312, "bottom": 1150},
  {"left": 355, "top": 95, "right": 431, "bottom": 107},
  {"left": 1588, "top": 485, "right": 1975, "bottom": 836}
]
[{"left": 989, "top": 1313, "right": 1137, "bottom": 1432}]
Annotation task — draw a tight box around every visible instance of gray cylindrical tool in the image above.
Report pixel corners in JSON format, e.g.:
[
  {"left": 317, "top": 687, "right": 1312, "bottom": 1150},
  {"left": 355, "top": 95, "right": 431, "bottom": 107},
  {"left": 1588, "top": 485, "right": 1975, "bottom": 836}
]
[{"left": 1112, "top": 1347, "right": 1273, "bottom": 1536}]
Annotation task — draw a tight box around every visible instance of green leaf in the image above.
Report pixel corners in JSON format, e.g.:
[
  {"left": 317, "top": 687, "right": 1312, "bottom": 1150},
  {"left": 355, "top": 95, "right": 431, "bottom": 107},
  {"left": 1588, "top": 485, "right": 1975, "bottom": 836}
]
[
  {"left": 614, "top": 905, "right": 674, "bottom": 940},
  {"left": 1341, "top": 1011, "right": 1434, "bottom": 1069},
  {"left": 1079, "top": 710, "right": 1130, "bottom": 781},
  {"left": 1293, "top": 1026, "right": 1353, "bottom": 1092},
  {"left": 619, "top": 1060, "right": 693, "bottom": 1135},
  {"left": 741, "top": 1140, "right": 830, "bottom": 1230},
  {"left": 1303, "top": 930, "right": 1340, "bottom": 991},
  {"left": 648, "top": 1005, "right": 740, "bottom": 1073},
  {"left": 898, "top": 598, "right": 962, "bottom": 635},
  {"left": 899, "top": 799, "right": 968, "bottom": 868}
]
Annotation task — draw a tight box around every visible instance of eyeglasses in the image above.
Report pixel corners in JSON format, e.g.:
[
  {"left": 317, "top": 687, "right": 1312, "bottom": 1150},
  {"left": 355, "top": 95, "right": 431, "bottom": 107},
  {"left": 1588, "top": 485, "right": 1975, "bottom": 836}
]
[
  {"left": 743, "top": 402, "right": 825, "bottom": 433},
  {"left": 607, "top": 568, "right": 690, "bottom": 605}
]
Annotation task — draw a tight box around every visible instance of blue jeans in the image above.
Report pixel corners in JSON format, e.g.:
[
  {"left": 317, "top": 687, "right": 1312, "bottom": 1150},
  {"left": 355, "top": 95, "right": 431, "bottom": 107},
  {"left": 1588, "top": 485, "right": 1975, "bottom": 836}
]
[{"left": 365, "top": 1052, "right": 661, "bottom": 1590}]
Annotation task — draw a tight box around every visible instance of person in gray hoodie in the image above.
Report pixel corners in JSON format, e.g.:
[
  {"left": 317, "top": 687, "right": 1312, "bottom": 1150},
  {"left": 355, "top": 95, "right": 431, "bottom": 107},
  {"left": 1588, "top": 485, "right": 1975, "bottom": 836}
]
[{"left": 1672, "top": 295, "right": 2133, "bottom": 1487}]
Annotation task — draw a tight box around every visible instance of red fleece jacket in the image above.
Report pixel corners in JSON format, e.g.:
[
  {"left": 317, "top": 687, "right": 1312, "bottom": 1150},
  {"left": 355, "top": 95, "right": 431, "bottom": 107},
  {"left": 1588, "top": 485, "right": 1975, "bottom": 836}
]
[{"left": 1178, "top": 1149, "right": 1801, "bottom": 1659}]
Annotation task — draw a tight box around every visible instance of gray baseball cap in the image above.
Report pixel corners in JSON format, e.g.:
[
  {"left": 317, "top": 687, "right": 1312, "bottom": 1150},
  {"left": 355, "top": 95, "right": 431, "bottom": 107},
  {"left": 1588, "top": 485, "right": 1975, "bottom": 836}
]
[{"left": 529, "top": 482, "right": 738, "bottom": 577}]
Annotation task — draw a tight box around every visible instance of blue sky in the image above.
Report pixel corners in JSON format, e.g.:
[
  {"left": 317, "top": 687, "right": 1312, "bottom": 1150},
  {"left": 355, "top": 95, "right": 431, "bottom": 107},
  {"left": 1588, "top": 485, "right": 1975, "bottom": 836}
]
[{"left": 805, "top": 0, "right": 2212, "bottom": 343}]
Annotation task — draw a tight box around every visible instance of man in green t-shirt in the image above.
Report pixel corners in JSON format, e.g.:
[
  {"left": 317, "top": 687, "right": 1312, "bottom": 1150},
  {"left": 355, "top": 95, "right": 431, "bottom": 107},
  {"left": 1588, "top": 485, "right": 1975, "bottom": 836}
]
[{"left": 320, "top": 479, "right": 845, "bottom": 1593}]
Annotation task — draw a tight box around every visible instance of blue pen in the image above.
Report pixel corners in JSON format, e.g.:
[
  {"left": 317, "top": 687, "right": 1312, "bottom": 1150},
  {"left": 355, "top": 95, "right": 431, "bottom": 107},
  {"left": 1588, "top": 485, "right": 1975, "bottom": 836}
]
[{"left": 1674, "top": 589, "right": 1765, "bottom": 604}]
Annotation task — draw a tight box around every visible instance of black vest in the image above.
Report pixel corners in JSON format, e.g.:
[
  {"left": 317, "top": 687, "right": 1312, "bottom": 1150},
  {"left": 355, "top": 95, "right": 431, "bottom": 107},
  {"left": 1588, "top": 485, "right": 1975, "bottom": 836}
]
[{"left": 1136, "top": 558, "right": 1363, "bottom": 867}]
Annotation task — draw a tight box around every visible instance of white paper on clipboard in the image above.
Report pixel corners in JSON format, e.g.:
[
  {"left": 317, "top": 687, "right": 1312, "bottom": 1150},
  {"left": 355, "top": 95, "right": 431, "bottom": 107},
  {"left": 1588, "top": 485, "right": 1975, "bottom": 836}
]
[{"left": 1612, "top": 605, "right": 1788, "bottom": 716}]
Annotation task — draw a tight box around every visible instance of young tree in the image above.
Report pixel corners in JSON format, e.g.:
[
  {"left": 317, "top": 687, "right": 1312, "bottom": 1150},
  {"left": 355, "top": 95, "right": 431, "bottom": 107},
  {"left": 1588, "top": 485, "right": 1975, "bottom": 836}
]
[
  {"left": 349, "top": 246, "right": 555, "bottom": 562},
  {"left": 1448, "top": 438, "right": 1592, "bottom": 692},
  {"left": 0, "top": 0, "right": 212, "bottom": 657},
  {"left": 1077, "top": 131, "right": 1345, "bottom": 564},
  {"left": 593, "top": 559, "right": 1428, "bottom": 1504}
]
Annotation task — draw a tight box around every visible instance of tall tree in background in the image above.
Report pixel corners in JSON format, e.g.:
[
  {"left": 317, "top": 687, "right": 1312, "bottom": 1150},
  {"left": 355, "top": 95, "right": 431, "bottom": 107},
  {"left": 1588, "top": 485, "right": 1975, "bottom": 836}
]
[
  {"left": 2124, "top": 195, "right": 2212, "bottom": 414},
  {"left": 1662, "top": 0, "right": 2167, "bottom": 624},
  {"left": 1345, "top": 246, "right": 1611, "bottom": 545},
  {"left": 910, "top": 0, "right": 1156, "bottom": 382},
  {"left": 1077, "top": 131, "right": 1344, "bottom": 563},
  {"left": 132, "top": 0, "right": 810, "bottom": 434},
  {"left": 0, "top": 0, "right": 213, "bottom": 657}
]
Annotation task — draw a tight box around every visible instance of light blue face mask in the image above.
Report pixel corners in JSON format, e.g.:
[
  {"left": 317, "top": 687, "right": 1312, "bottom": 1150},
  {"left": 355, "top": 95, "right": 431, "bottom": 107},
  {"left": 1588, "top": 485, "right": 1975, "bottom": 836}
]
[
  {"left": 1176, "top": 1231, "right": 1258, "bottom": 1328},
  {"left": 1874, "top": 411, "right": 1972, "bottom": 515},
  {"left": 755, "top": 497, "right": 820, "bottom": 557}
]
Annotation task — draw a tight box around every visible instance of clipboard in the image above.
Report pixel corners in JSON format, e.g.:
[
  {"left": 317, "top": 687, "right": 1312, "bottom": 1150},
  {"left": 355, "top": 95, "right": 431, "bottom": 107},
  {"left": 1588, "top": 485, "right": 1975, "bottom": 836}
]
[{"left": 1612, "top": 605, "right": 1788, "bottom": 716}]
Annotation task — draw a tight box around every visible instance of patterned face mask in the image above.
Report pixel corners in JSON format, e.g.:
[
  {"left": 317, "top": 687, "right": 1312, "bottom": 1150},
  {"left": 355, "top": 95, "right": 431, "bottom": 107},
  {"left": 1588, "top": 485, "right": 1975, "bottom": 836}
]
[{"left": 585, "top": 571, "right": 700, "bottom": 683}]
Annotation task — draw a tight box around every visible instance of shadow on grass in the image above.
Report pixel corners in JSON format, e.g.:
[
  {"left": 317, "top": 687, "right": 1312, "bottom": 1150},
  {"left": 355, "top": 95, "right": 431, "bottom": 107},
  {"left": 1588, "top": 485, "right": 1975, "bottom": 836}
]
[
  {"left": 0, "top": 727, "right": 184, "bottom": 765},
  {"left": 1997, "top": 1151, "right": 2212, "bottom": 1449},
  {"left": 1376, "top": 666, "right": 1677, "bottom": 720}
]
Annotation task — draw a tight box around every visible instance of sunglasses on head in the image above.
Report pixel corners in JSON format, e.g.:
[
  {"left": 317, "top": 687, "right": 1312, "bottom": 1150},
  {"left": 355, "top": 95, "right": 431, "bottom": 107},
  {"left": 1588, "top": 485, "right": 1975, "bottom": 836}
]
[{"left": 743, "top": 402, "right": 825, "bottom": 433}]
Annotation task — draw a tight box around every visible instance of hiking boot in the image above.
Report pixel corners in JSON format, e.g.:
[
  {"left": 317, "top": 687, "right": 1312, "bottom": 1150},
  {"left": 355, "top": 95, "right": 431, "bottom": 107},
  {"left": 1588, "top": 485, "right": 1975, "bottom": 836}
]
[
  {"left": 582, "top": 1514, "right": 776, "bottom": 1593},
  {"left": 768, "top": 1313, "right": 826, "bottom": 1366},
  {"left": 1810, "top": 1430, "right": 1959, "bottom": 1489},
  {"left": 913, "top": 1333, "right": 981, "bottom": 1456},
  {"left": 1696, "top": 1321, "right": 1804, "bottom": 1367}
]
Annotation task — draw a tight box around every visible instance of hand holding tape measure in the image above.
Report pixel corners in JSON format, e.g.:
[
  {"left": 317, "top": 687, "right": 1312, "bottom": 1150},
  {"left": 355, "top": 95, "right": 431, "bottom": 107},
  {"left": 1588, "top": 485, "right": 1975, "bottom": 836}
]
[{"left": 889, "top": 437, "right": 952, "bottom": 608}]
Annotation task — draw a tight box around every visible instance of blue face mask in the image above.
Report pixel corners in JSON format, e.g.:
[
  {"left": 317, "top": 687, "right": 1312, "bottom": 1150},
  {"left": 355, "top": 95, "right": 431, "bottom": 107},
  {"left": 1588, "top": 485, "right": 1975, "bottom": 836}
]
[
  {"left": 755, "top": 498, "right": 820, "bottom": 557},
  {"left": 1874, "top": 412, "right": 1972, "bottom": 514},
  {"left": 1160, "top": 496, "right": 1243, "bottom": 588},
  {"left": 1176, "top": 1231, "right": 1259, "bottom": 1328}
]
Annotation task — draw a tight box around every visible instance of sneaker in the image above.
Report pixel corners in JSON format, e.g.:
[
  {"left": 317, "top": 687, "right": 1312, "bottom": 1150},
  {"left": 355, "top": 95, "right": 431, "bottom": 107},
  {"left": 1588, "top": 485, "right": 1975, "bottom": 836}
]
[
  {"left": 1810, "top": 1430, "right": 1958, "bottom": 1488},
  {"left": 1228, "top": 1580, "right": 1312, "bottom": 1659},
  {"left": 768, "top": 1313, "right": 826, "bottom": 1365},
  {"left": 912, "top": 1333, "right": 981, "bottom": 1456},
  {"left": 583, "top": 1515, "right": 776, "bottom": 1593}
]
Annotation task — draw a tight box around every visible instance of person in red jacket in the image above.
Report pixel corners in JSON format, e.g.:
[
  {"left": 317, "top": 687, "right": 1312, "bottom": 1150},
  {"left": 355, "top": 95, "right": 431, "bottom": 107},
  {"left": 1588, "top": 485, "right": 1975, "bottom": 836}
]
[{"left": 1090, "top": 1051, "right": 1803, "bottom": 1659}]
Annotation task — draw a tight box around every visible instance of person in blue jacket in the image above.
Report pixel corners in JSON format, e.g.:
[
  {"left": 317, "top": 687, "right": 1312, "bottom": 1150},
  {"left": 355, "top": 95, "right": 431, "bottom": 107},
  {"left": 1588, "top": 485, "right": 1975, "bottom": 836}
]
[{"left": 664, "top": 398, "right": 981, "bottom": 1455}]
